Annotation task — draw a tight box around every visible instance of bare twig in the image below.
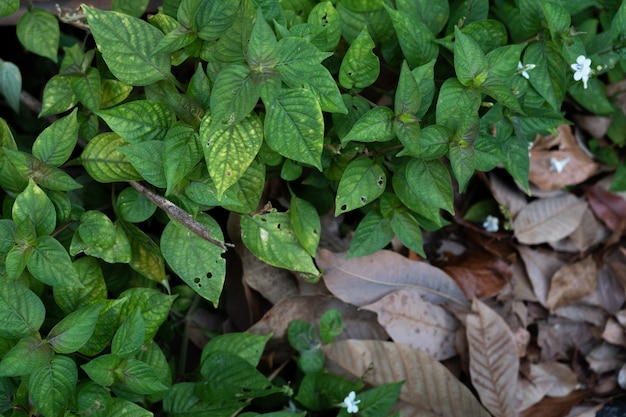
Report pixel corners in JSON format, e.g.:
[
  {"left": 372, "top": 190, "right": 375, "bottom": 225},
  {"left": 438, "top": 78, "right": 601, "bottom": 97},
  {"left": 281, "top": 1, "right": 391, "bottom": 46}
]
[{"left": 129, "top": 181, "right": 234, "bottom": 251}]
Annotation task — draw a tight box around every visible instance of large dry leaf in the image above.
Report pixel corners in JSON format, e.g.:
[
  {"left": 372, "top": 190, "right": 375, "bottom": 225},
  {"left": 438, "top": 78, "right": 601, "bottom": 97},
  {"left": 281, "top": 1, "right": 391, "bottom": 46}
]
[
  {"left": 528, "top": 125, "right": 598, "bottom": 191},
  {"left": 537, "top": 319, "right": 595, "bottom": 361},
  {"left": 601, "top": 317, "right": 626, "bottom": 347},
  {"left": 466, "top": 299, "right": 520, "bottom": 417},
  {"left": 546, "top": 256, "right": 597, "bottom": 311},
  {"left": 513, "top": 194, "right": 587, "bottom": 244},
  {"left": 489, "top": 171, "right": 528, "bottom": 217},
  {"left": 362, "top": 289, "right": 458, "bottom": 360},
  {"left": 323, "top": 340, "right": 491, "bottom": 417},
  {"left": 317, "top": 249, "right": 468, "bottom": 309},
  {"left": 519, "top": 362, "right": 579, "bottom": 411},
  {"left": 586, "top": 184, "right": 626, "bottom": 233},
  {"left": 518, "top": 246, "right": 565, "bottom": 306},
  {"left": 585, "top": 342, "right": 626, "bottom": 373},
  {"left": 519, "top": 390, "right": 589, "bottom": 417},
  {"left": 442, "top": 251, "right": 511, "bottom": 299},
  {"left": 247, "top": 295, "right": 387, "bottom": 341}
]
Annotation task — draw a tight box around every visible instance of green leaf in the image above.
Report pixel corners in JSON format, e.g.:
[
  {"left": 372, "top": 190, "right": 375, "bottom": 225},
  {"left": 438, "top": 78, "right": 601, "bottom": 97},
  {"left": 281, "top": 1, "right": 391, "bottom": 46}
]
[
  {"left": 27, "top": 236, "right": 81, "bottom": 287},
  {"left": 70, "top": 220, "right": 132, "bottom": 264},
  {"left": 100, "top": 79, "right": 133, "bottom": 109},
  {"left": 485, "top": 44, "right": 527, "bottom": 81},
  {"left": 187, "top": 64, "right": 211, "bottom": 110},
  {"left": 569, "top": 78, "right": 615, "bottom": 116},
  {"left": 191, "top": 0, "right": 239, "bottom": 41},
  {"left": 12, "top": 179, "right": 56, "bottom": 236},
  {"left": 75, "top": 382, "right": 112, "bottom": 417},
  {"left": 341, "top": 106, "right": 395, "bottom": 146},
  {"left": 117, "top": 358, "right": 168, "bottom": 395},
  {"left": 289, "top": 194, "right": 321, "bottom": 258},
  {"left": 83, "top": 6, "right": 171, "bottom": 86},
  {"left": 70, "top": 67, "right": 101, "bottom": 110},
  {"left": 405, "top": 159, "right": 454, "bottom": 214},
  {"left": 480, "top": 77, "right": 523, "bottom": 113},
  {"left": 391, "top": 210, "right": 425, "bottom": 258},
  {"left": 117, "top": 187, "right": 157, "bottom": 223},
  {"left": 120, "top": 221, "right": 167, "bottom": 285},
  {"left": 335, "top": 158, "right": 386, "bottom": 215},
  {"left": 448, "top": 140, "right": 476, "bottom": 193},
  {"left": 164, "top": 383, "right": 241, "bottom": 417},
  {"left": 385, "top": 5, "right": 437, "bottom": 68},
  {"left": 202, "top": 113, "right": 263, "bottom": 198},
  {"left": 308, "top": 1, "right": 342, "bottom": 51},
  {"left": 161, "top": 213, "right": 226, "bottom": 307},
  {"left": 347, "top": 210, "right": 393, "bottom": 258},
  {"left": 395, "top": 61, "right": 421, "bottom": 115},
  {"left": 0, "top": 0, "right": 18, "bottom": 18},
  {"left": 107, "top": 397, "right": 153, "bottom": 417},
  {"left": 454, "top": 26, "right": 488, "bottom": 87},
  {"left": 358, "top": 382, "right": 403, "bottom": 417},
  {"left": 119, "top": 141, "right": 167, "bottom": 188},
  {"left": 39, "top": 75, "right": 78, "bottom": 117},
  {"left": 500, "top": 136, "right": 530, "bottom": 192},
  {"left": 5, "top": 241, "right": 32, "bottom": 280},
  {"left": 53, "top": 257, "right": 107, "bottom": 315},
  {"left": 0, "top": 219, "right": 16, "bottom": 255},
  {"left": 264, "top": 88, "right": 324, "bottom": 169},
  {"left": 201, "top": 333, "right": 271, "bottom": 368},
  {"left": 396, "top": 124, "right": 450, "bottom": 159},
  {"left": 0, "top": 59, "right": 21, "bottom": 112},
  {"left": 47, "top": 304, "right": 102, "bottom": 354},
  {"left": 163, "top": 123, "right": 203, "bottom": 194},
  {"left": 198, "top": 351, "right": 282, "bottom": 402},
  {"left": 296, "top": 373, "right": 362, "bottom": 412},
  {"left": 79, "top": 210, "right": 117, "bottom": 249},
  {"left": 241, "top": 211, "right": 319, "bottom": 277},
  {"left": 276, "top": 37, "right": 332, "bottom": 86},
  {"left": 396, "top": 0, "right": 449, "bottom": 35},
  {"left": 154, "top": 25, "right": 197, "bottom": 55},
  {"left": 97, "top": 100, "right": 174, "bottom": 144},
  {"left": 209, "top": 64, "right": 260, "bottom": 129},
  {"left": 32, "top": 109, "right": 78, "bottom": 167},
  {"left": 80, "top": 133, "right": 143, "bottom": 183},
  {"left": 320, "top": 309, "right": 343, "bottom": 343},
  {"left": 0, "top": 333, "right": 53, "bottom": 377},
  {"left": 447, "top": 0, "right": 489, "bottom": 33},
  {"left": 80, "top": 299, "right": 126, "bottom": 356},
  {"left": 112, "top": 0, "right": 149, "bottom": 17},
  {"left": 0, "top": 280, "right": 45, "bottom": 338},
  {"left": 339, "top": 29, "right": 379, "bottom": 89},
  {"left": 435, "top": 78, "right": 481, "bottom": 132},
  {"left": 29, "top": 356, "right": 77, "bottom": 417},
  {"left": 288, "top": 320, "right": 318, "bottom": 352},
  {"left": 4, "top": 149, "right": 82, "bottom": 191},
  {"left": 119, "top": 287, "right": 174, "bottom": 341},
  {"left": 301, "top": 65, "right": 348, "bottom": 114},
  {"left": 611, "top": 0, "right": 626, "bottom": 43},
  {"left": 16, "top": 8, "right": 59, "bottom": 62},
  {"left": 247, "top": 8, "right": 278, "bottom": 71},
  {"left": 524, "top": 40, "right": 566, "bottom": 110}
]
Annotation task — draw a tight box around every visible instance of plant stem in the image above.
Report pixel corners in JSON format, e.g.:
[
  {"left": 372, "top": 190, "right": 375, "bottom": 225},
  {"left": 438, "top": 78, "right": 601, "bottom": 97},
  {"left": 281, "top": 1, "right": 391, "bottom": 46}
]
[{"left": 129, "top": 181, "right": 234, "bottom": 250}]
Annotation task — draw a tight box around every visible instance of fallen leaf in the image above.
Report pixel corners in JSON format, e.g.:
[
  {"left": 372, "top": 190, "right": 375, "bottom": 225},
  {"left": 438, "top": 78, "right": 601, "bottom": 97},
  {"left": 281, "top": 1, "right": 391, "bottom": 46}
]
[
  {"left": 538, "top": 319, "right": 595, "bottom": 362},
  {"left": 362, "top": 289, "right": 458, "bottom": 360},
  {"left": 529, "top": 125, "right": 598, "bottom": 191},
  {"left": 317, "top": 249, "right": 469, "bottom": 308},
  {"left": 568, "top": 207, "right": 610, "bottom": 252},
  {"left": 564, "top": 404, "right": 604, "bottom": 417},
  {"left": 247, "top": 295, "right": 387, "bottom": 341},
  {"left": 585, "top": 184, "right": 626, "bottom": 233},
  {"left": 466, "top": 299, "right": 520, "bottom": 417},
  {"left": 572, "top": 114, "right": 612, "bottom": 138},
  {"left": 519, "top": 390, "right": 589, "bottom": 417},
  {"left": 586, "top": 342, "right": 626, "bottom": 374},
  {"left": 553, "top": 304, "right": 606, "bottom": 327},
  {"left": 519, "top": 362, "right": 579, "bottom": 411},
  {"left": 513, "top": 194, "right": 587, "bottom": 244},
  {"left": 601, "top": 317, "right": 626, "bottom": 347},
  {"left": 489, "top": 171, "right": 528, "bottom": 217},
  {"left": 580, "top": 258, "right": 625, "bottom": 313},
  {"left": 441, "top": 251, "right": 511, "bottom": 298},
  {"left": 546, "top": 256, "right": 597, "bottom": 311},
  {"left": 518, "top": 246, "right": 566, "bottom": 306},
  {"left": 323, "top": 339, "right": 491, "bottom": 417}
]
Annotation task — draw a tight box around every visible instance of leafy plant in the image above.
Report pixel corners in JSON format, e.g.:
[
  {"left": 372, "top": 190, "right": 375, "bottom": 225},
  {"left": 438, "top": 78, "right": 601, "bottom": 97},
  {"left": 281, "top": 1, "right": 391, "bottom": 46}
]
[{"left": 1, "top": 0, "right": 626, "bottom": 416}]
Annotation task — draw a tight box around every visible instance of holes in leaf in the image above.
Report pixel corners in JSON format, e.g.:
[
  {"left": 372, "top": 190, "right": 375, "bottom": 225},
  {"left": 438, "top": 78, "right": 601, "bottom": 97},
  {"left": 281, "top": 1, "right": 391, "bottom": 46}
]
[
  {"left": 276, "top": 223, "right": 281, "bottom": 229},
  {"left": 322, "top": 13, "right": 328, "bottom": 26},
  {"left": 226, "top": 170, "right": 232, "bottom": 176},
  {"left": 260, "top": 216, "right": 267, "bottom": 222},
  {"left": 377, "top": 175, "right": 384, "bottom": 188},
  {"left": 193, "top": 277, "right": 202, "bottom": 288},
  {"left": 348, "top": 71, "right": 353, "bottom": 76},
  {"left": 340, "top": 204, "right": 347, "bottom": 211},
  {"left": 206, "top": 272, "right": 213, "bottom": 279},
  {"left": 313, "top": 229, "right": 318, "bottom": 235},
  {"left": 360, "top": 196, "right": 367, "bottom": 203}
]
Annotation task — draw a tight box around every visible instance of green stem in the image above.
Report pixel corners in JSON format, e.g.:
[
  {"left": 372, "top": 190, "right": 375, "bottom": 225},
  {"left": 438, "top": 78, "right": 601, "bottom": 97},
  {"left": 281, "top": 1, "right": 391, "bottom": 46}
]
[{"left": 177, "top": 294, "right": 203, "bottom": 380}]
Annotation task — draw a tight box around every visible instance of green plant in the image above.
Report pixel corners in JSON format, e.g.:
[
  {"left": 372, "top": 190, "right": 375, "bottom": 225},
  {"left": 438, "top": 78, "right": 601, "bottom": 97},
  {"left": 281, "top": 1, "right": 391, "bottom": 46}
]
[{"left": 1, "top": 0, "right": 626, "bottom": 416}]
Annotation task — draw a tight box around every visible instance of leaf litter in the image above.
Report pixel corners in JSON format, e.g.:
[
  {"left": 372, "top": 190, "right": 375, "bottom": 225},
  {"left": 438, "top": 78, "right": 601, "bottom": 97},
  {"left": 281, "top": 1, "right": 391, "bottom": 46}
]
[{"left": 234, "top": 118, "right": 626, "bottom": 417}]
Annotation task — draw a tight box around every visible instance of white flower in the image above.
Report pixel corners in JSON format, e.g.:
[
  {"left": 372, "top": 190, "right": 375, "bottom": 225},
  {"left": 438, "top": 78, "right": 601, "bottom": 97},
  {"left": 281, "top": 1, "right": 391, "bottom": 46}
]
[
  {"left": 571, "top": 55, "right": 592, "bottom": 89},
  {"left": 549, "top": 156, "right": 570, "bottom": 173},
  {"left": 482, "top": 215, "right": 499, "bottom": 232},
  {"left": 517, "top": 61, "right": 535, "bottom": 79},
  {"left": 342, "top": 391, "right": 361, "bottom": 414}
]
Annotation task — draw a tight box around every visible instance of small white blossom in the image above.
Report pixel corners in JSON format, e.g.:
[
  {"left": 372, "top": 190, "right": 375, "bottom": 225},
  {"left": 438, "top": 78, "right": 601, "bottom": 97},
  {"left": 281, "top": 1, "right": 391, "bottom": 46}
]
[
  {"left": 482, "top": 215, "right": 499, "bottom": 232},
  {"left": 517, "top": 61, "right": 535, "bottom": 79},
  {"left": 571, "top": 55, "right": 592, "bottom": 89},
  {"left": 342, "top": 391, "right": 361, "bottom": 414},
  {"left": 549, "top": 156, "right": 571, "bottom": 173}
]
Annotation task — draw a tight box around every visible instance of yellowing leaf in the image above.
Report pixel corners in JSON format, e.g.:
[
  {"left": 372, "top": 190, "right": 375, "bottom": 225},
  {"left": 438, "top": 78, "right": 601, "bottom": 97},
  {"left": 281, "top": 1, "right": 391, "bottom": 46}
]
[
  {"left": 323, "top": 339, "right": 490, "bottom": 417},
  {"left": 467, "top": 298, "right": 520, "bottom": 417}
]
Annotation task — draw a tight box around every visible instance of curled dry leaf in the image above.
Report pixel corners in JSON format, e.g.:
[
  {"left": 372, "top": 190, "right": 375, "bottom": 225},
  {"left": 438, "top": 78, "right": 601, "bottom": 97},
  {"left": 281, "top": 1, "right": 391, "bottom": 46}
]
[
  {"left": 441, "top": 251, "right": 511, "bottom": 299},
  {"left": 362, "top": 288, "right": 458, "bottom": 360},
  {"left": 529, "top": 125, "right": 598, "bottom": 191},
  {"left": 519, "top": 362, "right": 579, "bottom": 411},
  {"left": 518, "top": 246, "right": 565, "bottom": 306},
  {"left": 489, "top": 171, "right": 528, "bottom": 217},
  {"left": 546, "top": 256, "right": 597, "bottom": 312},
  {"left": 513, "top": 194, "right": 587, "bottom": 245},
  {"left": 585, "top": 184, "right": 626, "bottom": 233},
  {"left": 323, "top": 339, "right": 491, "bottom": 417},
  {"left": 247, "top": 295, "right": 387, "bottom": 341},
  {"left": 466, "top": 298, "right": 520, "bottom": 417},
  {"left": 317, "top": 249, "right": 469, "bottom": 308}
]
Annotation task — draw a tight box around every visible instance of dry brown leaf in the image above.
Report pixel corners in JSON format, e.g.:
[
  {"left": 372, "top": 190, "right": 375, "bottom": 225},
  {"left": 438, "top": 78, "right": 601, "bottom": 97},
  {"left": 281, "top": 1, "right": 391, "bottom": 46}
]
[
  {"left": 362, "top": 289, "right": 458, "bottom": 360},
  {"left": 519, "top": 390, "right": 589, "bottom": 417},
  {"left": 537, "top": 319, "right": 595, "bottom": 361},
  {"left": 441, "top": 251, "right": 511, "bottom": 299},
  {"left": 529, "top": 124, "right": 598, "bottom": 191},
  {"left": 513, "top": 194, "right": 587, "bottom": 244},
  {"left": 247, "top": 295, "right": 387, "bottom": 341},
  {"left": 568, "top": 207, "right": 610, "bottom": 252},
  {"left": 518, "top": 246, "right": 565, "bottom": 306},
  {"left": 519, "top": 362, "right": 579, "bottom": 411},
  {"left": 323, "top": 339, "right": 491, "bottom": 417},
  {"left": 586, "top": 342, "right": 626, "bottom": 373},
  {"left": 601, "top": 317, "right": 626, "bottom": 347},
  {"left": 317, "top": 249, "right": 469, "bottom": 309},
  {"left": 466, "top": 298, "right": 520, "bottom": 417},
  {"left": 586, "top": 184, "right": 626, "bottom": 233},
  {"left": 489, "top": 171, "right": 528, "bottom": 217},
  {"left": 553, "top": 304, "right": 606, "bottom": 327},
  {"left": 564, "top": 404, "right": 604, "bottom": 417},
  {"left": 546, "top": 257, "right": 597, "bottom": 311},
  {"left": 580, "top": 259, "right": 625, "bottom": 313}
]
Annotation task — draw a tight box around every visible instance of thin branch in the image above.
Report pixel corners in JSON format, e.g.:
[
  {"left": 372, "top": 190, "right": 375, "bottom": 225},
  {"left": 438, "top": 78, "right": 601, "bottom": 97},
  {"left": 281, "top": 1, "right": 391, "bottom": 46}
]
[{"left": 129, "top": 181, "right": 234, "bottom": 251}]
